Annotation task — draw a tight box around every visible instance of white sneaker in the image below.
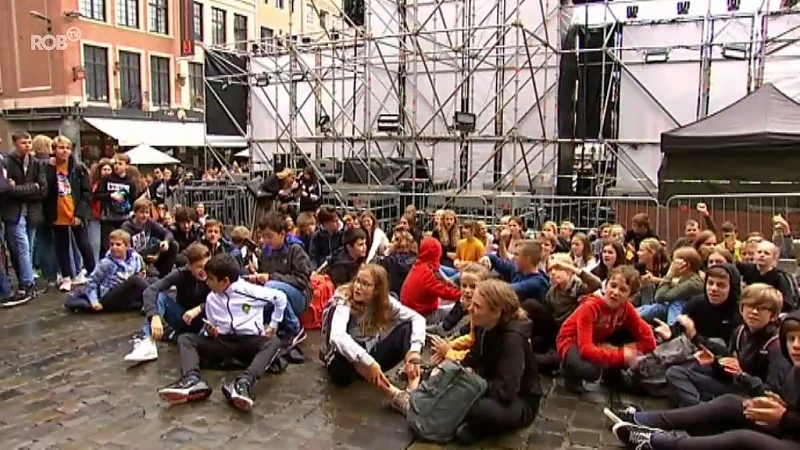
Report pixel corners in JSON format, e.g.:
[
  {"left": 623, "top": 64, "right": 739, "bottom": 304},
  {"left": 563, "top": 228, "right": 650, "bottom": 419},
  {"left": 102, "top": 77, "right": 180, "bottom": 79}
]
[
  {"left": 59, "top": 278, "right": 73, "bottom": 292},
  {"left": 72, "top": 273, "right": 88, "bottom": 286},
  {"left": 124, "top": 338, "right": 158, "bottom": 363}
]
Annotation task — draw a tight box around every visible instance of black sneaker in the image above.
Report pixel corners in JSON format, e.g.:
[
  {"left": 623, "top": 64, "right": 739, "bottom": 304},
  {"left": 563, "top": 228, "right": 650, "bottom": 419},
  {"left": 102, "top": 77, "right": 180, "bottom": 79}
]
[
  {"left": 604, "top": 405, "right": 642, "bottom": 424},
  {"left": 158, "top": 376, "right": 212, "bottom": 405},
  {"left": 22, "top": 284, "right": 37, "bottom": 300},
  {"left": 282, "top": 327, "right": 307, "bottom": 349},
  {"left": 612, "top": 422, "right": 655, "bottom": 449},
  {"left": 1, "top": 290, "right": 32, "bottom": 308},
  {"left": 563, "top": 376, "right": 587, "bottom": 394},
  {"left": 221, "top": 377, "right": 254, "bottom": 411}
]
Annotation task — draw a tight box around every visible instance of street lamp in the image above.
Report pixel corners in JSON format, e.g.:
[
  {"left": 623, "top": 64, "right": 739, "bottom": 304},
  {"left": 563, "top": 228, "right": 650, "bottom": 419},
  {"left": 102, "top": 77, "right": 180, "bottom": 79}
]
[{"left": 29, "top": 10, "right": 52, "bottom": 32}]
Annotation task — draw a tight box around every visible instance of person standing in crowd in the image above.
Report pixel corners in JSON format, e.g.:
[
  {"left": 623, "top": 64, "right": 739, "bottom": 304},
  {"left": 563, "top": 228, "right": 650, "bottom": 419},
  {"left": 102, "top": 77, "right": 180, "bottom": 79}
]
[
  {"left": 298, "top": 166, "right": 322, "bottom": 213},
  {"left": 44, "top": 136, "right": 96, "bottom": 292},
  {"left": 88, "top": 159, "right": 113, "bottom": 259},
  {"left": 95, "top": 153, "right": 138, "bottom": 257},
  {"left": 2, "top": 131, "right": 47, "bottom": 304},
  {"left": 0, "top": 153, "right": 21, "bottom": 306},
  {"left": 30, "top": 135, "right": 59, "bottom": 290}
]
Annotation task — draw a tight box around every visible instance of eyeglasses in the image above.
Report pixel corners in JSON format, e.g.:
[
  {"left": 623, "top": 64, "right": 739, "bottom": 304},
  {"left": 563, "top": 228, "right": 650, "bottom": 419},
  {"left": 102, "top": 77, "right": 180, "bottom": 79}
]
[
  {"left": 354, "top": 278, "right": 374, "bottom": 289},
  {"left": 740, "top": 304, "right": 771, "bottom": 314}
]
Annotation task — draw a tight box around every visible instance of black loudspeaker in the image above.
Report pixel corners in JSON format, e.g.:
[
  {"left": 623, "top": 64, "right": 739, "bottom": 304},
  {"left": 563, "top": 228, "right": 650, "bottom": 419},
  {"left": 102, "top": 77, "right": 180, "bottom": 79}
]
[{"left": 342, "top": 158, "right": 432, "bottom": 184}]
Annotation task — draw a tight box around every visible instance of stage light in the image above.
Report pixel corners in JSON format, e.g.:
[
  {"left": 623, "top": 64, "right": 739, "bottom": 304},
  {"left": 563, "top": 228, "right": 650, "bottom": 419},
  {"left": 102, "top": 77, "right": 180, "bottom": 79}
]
[
  {"left": 318, "top": 114, "right": 331, "bottom": 132},
  {"left": 252, "top": 73, "right": 270, "bottom": 87},
  {"left": 626, "top": 5, "right": 639, "bottom": 19},
  {"left": 722, "top": 43, "right": 748, "bottom": 60},
  {"left": 677, "top": 1, "right": 690, "bottom": 15},
  {"left": 727, "top": 0, "right": 740, "bottom": 11},
  {"left": 377, "top": 114, "right": 402, "bottom": 133},
  {"left": 453, "top": 112, "right": 476, "bottom": 133},
  {"left": 644, "top": 48, "right": 670, "bottom": 64}
]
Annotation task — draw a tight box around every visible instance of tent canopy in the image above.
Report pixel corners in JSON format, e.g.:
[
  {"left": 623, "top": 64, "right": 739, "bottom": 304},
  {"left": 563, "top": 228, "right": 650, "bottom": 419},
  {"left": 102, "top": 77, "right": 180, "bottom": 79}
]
[
  {"left": 661, "top": 83, "right": 800, "bottom": 153},
  {"left": 125, "top": 144, "right": 180, "bottom": 165}
]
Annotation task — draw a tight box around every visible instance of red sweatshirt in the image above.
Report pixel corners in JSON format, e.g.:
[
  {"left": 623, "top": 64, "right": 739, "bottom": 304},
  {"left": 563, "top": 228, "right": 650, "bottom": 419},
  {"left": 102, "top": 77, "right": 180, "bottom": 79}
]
[
  {"left": 556, "top": 294, "right": 656, "bottom": 368},
  {"left": 400, "top": 237, "right": 461, "bottom": 315}
]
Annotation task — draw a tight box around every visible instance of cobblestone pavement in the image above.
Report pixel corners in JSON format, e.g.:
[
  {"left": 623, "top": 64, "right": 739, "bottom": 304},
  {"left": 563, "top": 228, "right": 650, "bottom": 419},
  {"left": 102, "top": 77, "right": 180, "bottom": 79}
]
[{"left": 0, "top": 291, "right": 668, "bottom": 449}]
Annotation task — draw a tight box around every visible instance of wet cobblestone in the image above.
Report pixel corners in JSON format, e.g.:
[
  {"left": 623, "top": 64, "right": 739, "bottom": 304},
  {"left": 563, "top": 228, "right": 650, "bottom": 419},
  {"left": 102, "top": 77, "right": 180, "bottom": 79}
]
[{"left": 0, "top": 292, "right": 667, "bottom": 449}]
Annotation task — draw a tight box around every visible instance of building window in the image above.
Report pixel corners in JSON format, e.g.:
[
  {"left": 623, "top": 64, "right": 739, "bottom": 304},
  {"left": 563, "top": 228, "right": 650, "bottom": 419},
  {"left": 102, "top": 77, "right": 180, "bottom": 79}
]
[
  {"left": 233, "top": 14, "right": 247, "bottom": 51},
  {"left": 306, "top": 2, "right": 315, "bottom": 26},
  {"left": 80, "top": 0, "right": 106, "bottom": 21},
  {"left": 119, "top": 51, "right": 142, "bottom": 108},
  {"left": 83, "top": 45, "right": 109, "bottom": 102},
  {"left": 276, "top": 0, "right": 284, "bottom": 9},
  {"left": 189, "top": 62, "right": 204, "bottom": 109},
  {"left": 148, "top": 0, "right": 168, "bottom": 34},
  {"left": 260, "top": 27, "right": 274, "bottom": 53},
  {"left": 150, "top": 56, "right": 170, "bottom": 107},
  {"left": 211, "top": 7, "right": 226, "bottom": 45},
  {"left": 116, "top": 0, "right": 139, "bottom": 28},
  {"left": 193, "top": 2, "right": 203, "bottom": 40}
]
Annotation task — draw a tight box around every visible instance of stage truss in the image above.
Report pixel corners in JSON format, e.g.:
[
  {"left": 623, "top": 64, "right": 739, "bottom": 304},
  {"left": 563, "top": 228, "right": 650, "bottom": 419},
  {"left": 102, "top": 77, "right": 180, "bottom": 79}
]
[{"left": 202, "top": 0, "right": 800, "bottom": 198}]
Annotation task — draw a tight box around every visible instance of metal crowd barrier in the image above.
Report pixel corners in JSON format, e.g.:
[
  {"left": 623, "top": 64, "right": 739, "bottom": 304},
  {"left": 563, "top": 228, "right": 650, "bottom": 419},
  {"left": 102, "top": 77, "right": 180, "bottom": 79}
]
[
  {"left": 664, "top": 193, "right": 800, "bottom": 246},
  {"left": 171, "top": 182, "right": 255, "bottom": 228}
]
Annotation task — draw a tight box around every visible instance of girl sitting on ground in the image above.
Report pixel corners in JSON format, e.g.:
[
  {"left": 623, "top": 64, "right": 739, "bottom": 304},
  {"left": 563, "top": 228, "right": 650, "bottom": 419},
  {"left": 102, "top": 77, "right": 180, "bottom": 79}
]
[{"left": 321, "top": 264, "right": 426, "bottom": 412}]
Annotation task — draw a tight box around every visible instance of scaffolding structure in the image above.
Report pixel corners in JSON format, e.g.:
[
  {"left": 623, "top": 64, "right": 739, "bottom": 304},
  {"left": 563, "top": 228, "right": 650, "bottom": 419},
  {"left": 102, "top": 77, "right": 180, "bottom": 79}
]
[{"left": 202, "top": 0, "right": 800, "bottom": 201}]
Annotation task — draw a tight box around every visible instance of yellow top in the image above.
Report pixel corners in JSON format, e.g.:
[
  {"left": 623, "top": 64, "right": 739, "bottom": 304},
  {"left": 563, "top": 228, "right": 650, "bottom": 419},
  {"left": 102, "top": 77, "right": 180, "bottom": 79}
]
[{"left": 455, "top": 237, "right": 485, "bottom": 263}]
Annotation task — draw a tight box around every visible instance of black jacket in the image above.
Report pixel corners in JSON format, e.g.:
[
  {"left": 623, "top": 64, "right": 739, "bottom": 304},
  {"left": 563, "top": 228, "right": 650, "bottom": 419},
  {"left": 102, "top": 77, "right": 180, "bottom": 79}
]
[
  {"left": 121, "top": 219, "right": 174, "bottom": 254},
  {"left": 298, "top": 177, "right": 322, "bottom": 212},
  {"left": 326, "top": 247, "right": 363, "bottom": 288},
  {"left": 462, "top": 316, "right": 542, "bottom": 406},
  {"left": 142, "top": 267, "right": 211, "bottom": 319},
  {"left": 376, "top": 251, "right": 416, "bottom": 295},
  {"left": 308, "top": 228, "right": 343, "bottom": 268},
  {"left": 44, "top": 156, "right": 91, "bottom": 224},
  {"left": 258, "top": 235, "right": 312, "bottom": 298},
  {"left": 94, "top": 172, "right": 138, "bottom": 222},
  {"left": 674, "top": 263, "right": 742, "bottom": 355},
  {"left": 715, "top": 322, "right": 791, "bottom": 398},
  {"left": 170, "top": 223, "right": 204, "bottom": 252},
  {"left": 1, "top": 151, "right": 48, "bottom": 225}
]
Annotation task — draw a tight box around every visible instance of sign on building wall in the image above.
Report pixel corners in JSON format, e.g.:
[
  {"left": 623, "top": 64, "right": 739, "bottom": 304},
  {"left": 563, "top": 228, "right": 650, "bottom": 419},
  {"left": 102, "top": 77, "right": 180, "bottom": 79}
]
[{"left": 180, "top": 0, "right": 195, "bottom": 57}]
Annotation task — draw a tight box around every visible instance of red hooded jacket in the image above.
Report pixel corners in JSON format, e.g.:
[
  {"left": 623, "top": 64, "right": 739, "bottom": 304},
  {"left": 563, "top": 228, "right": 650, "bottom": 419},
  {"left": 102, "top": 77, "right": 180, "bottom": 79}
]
[
  {"left": 556, "top": 294, "right": 656, "bottom": 368},
  {"left": 400, "top": 237, "right": 461, "bottom": 316}
]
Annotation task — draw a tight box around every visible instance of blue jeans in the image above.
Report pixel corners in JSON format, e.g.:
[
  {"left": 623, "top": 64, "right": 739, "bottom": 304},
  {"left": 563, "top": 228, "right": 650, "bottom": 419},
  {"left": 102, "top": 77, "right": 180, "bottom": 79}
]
[
  {"left": 5, "top": 215, "right": 37, "bottom": 286},
  {"left": 637, "top": 300, "right": 687, "bottom": 326},
  {"left": 88, "top": 220, "right": 102, "bottom": 262},
  {"left": 0, "top": 268, "right": 11, "bottom": 298},
  {"left": 263, "top": 295, "right": 302, "bottom": 334},
  {"left": 440, "top": 266, "right": 458, "bottom": 278},
  {"left": 265, "top": 280, "right": 308, "bottom": 316},
  {"left": 70, "top": 229, "right": 83, "bottom": 275},
  {"left": 35, "top": 224, "right": 59, "bottom": 281},
  {"left": 142, "top": 293, "right": 187, "bottom": 339}
]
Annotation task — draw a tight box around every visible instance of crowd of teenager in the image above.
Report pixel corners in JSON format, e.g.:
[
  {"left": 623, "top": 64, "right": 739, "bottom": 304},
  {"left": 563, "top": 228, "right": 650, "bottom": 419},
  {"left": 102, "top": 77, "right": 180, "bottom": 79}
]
[{"left": 3, "top": 129, "right": 800, "bottom": 448}]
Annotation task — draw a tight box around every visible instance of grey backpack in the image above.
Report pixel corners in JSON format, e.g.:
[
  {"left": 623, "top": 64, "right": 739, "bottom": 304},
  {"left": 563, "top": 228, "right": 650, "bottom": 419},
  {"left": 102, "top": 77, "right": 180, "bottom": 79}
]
[{"left": 406, "top": 361, "right": 488, "bottom": 443}]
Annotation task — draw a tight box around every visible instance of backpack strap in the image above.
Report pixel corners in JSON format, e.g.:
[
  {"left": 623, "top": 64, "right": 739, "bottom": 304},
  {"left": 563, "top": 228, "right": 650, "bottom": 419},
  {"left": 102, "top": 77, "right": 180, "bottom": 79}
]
[
  {"left": 762, "top": 334, "right": 780, "bottom": 353},
  {"left": 735, "top": 325, "right": 745, "bottom": 353}
]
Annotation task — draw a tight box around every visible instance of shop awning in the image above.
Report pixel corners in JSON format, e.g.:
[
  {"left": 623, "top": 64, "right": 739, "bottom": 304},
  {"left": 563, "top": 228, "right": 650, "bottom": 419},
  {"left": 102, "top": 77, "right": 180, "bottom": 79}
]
[{"left": 85, "top": 117, "right": 205, "bottom": 147}]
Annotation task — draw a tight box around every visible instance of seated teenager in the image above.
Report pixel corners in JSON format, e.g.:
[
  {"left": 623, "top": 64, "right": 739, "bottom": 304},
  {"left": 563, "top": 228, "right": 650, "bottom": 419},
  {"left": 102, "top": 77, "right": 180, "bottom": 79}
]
[
  {"left": 652, "top": 264, "right": 742, "bottom": 357},
  {"left": 481, "top": 241, "right": 550, "bottom": 303},
  {"left": 321, "top": 264, "right": 425, "bottom": 412},
  {"left": 295, "top": 212, "right": 316, "bottom": 254},
  {"left": 400, "top": 237, "right": 462, "bottom": 323},
  {"left": 607, "top": 309, "right": 800, "bottom": 450},
  {"left": 638, "top": 247, "right": 704, "bottom": 326},
  {"left": 157, "top": 254, "right": 285, "bottom": 412},
  {"left": 376, "top": 227, "right": 418, "bottom": 296},
  {"left": 360, "top": 211, "right": 390, "bottom": 264},
  {"left": 591, "top": 239, "right": 627, "bottom": 291},
  {"left": 247, "top": 212, "right": 310, "bottom": 345},
  {"left": 524, "top": 253, "right": 602, "bottom": 370},
  {"left": 308, "top": 206, "right": 343, "bottom": 269},
  {"left": 429, "top": 263, "right": 490, "bottom": 362},
  {"left": 632, "top": 238, "right": 669, "bottom": 308},
  {"left": 326, "top": 228, "right": 368, "bottom": 288},
  {"left": 201, "top": 219, "right": 242, "bottom": 263},
  {"left": 231, "top": 226, "right": 258, "bottom": 273},
  {"left": 124, "top": 243, "right": 211, "bottom": 363},
  {"left": 664, "top": 284, "right": 790, "bottom": 407},
  {"left": 737, "top": 241, "right": 796, "bottom": 312},
  {"left": 171, "top": 206, "right": 204, "bottom": 266},
  {"left": 452, "top": 279, "right": 542, "bottom": 445},
  {"left": 453, "top": 220, "right": 486, "bottom": 269},
  {"left": 121, "top": 197, "right": 179, "bottom": 278},
  {"left": 65, "top": 229, "right": 147, "bottom": 313},
  {"left": 556, "top": 265, "right": 657, "bottom": 393}
]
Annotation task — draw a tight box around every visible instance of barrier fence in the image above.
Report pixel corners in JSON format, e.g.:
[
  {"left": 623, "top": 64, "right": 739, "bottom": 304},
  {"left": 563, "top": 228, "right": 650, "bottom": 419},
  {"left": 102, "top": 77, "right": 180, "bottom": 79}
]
[{"left": 169, "top": 183, "right": 800, "bottom": 247}]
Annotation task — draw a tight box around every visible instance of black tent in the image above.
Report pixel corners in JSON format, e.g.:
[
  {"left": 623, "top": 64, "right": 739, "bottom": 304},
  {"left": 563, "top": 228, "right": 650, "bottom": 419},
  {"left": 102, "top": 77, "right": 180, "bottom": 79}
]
[{"left": 659, "top": 83, "right": 800, "bottom": 201}]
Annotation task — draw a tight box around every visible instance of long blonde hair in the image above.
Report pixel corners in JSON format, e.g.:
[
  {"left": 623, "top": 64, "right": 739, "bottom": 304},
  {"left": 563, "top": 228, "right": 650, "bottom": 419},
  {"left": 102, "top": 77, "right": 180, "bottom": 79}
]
[
  {"left": 436, "top": 209, "right": 460, "bottom": 247},
  {"left": 342, "top": 264, "right": 392, "bottom": 334}
]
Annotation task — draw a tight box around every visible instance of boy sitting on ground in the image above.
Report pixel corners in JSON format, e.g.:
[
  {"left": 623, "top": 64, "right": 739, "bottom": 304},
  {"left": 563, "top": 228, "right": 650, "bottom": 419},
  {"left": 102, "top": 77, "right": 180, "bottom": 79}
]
[
  {"left": 121, "top": 197, "right": 179, "bottom": 278},
  {"left": 124, "top": 243, "right": 212, "bottom": 363},
  {"left": 157, "top": 253, "right": 287, "bottom": 411}
]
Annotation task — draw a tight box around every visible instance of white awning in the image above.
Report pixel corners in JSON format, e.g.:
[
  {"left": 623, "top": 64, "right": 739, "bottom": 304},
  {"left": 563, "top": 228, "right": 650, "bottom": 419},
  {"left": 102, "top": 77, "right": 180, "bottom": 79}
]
[
  {"left": 85, "top": 117, "right": 205, "bottom": 147},
  {"left": 125, "top": 144, "right": 181, "bottom": 165},
  {"left": 207, "top": 135, "right": 247, "bottom": 148}
]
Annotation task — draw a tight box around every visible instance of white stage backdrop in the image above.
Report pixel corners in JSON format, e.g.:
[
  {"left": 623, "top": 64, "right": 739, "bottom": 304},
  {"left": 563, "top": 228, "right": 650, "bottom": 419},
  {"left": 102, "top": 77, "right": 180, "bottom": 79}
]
[{"left": 249, "top": 0, "right": 560, "bottom": 187}]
